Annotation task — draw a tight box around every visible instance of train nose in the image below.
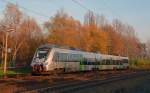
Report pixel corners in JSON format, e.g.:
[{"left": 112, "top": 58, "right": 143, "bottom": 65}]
[{"left": 33, "top": 64, "right": 44, "bottom": 72}]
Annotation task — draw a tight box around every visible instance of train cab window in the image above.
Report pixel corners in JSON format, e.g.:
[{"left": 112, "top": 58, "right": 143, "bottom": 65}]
[{"left": 36, "top": 49, "right": 49, "bottom": 59}]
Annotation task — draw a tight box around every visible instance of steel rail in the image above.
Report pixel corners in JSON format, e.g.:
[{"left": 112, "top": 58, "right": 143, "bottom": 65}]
[{"left": 22, "top": 71, "right": 150, "bottom": 93}]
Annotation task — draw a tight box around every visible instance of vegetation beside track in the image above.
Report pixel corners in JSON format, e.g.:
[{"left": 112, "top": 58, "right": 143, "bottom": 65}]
[
  {"left": 0, "top": 67, "right": 31, "bottom": 75},
  {"left": 129, "top": 59, "right": 150, "bottom": 69}
]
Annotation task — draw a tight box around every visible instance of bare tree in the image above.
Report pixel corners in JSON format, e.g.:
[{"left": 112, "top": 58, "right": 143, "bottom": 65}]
[{"left": 1, "top": 3, "right": 23, "bottom": 66}]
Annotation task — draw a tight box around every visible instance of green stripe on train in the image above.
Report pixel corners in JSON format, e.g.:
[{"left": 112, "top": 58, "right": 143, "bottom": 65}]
[{"left": 79, "top": 60, "right": 85, "bottom": 71}]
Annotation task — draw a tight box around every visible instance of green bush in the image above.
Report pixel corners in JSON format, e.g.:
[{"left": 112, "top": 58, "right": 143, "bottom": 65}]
[{"left": 129, "top": 59, "right": 150, "bottom": 69}]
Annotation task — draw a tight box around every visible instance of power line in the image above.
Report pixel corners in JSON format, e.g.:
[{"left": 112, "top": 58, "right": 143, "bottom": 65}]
[
  {"left": 71, "top": 0, "right": 108, "bottom": 20},
  {"left": 72, "top": 0, "right": 126, "bottom": 22},
  {"left": 72, "top": 0, "right": 103, "bottom": 15},
  {"left": 71, "top": 0, "right": 98, "bottom": 14},
  {"left": 18, "top": 5, "right": 50, "bottom": 19},
  {"left": 101, "top": 0, "right": 126, "bottom": 20},
  {"left": 71, "top": 0, "right": 90, "bottom": 11}
]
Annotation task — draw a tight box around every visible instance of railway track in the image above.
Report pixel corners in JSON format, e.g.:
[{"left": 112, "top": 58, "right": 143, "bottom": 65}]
[
  {"left": 0, "top": 69, "right": 149, "bottom": 93},
  {"left": 0, "top": 69, "right": 138, "bottom": 78},
  {"left": 22, "top": 70, "right": 150, "bottom": 93}
]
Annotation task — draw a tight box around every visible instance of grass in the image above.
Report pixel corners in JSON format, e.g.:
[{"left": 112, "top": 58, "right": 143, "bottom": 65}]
[
  {"left": 0, "top": 67, "right": 32, "bottom": 75},
  {"left": 0, "top": 70, "right": 16, "bottom": 75}
]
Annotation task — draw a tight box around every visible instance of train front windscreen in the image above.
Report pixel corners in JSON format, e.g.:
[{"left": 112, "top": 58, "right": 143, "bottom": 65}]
[
  {"left": 37, "top": 48, "right": 50, "bottom": 58},
  {"left": 35, "top": 48, "right": 50, "bottom": 63}
]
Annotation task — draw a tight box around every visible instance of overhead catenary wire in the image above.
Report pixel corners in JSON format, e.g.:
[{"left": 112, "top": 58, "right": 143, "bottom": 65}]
[
  {"left": 72, "top": 0, "right": 126, "bottom": 22},
  {"left": 73, "top": 0, "right": 104, "bottom": 16},
  {"left": 0, "top": 0, "right": 126, "bottom": 26},
  {"left": 71, "top": 0, "right": 90, "bottom": 11},
  {"left": 71, "top": 0, "right": 100, "bottom": 15},
  {"left": 101, "top": 0, "right": 127, "bottom": 21},
  {"left": 1, "top": 0, "right": 101, "bottom": 22}
]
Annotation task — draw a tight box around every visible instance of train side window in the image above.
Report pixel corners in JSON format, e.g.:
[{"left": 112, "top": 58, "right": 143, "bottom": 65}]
[
  {"left": 98, "top": 61, "right": 101, "bottom": 65},
  {"left": 106, "top": 60, "right": 110, "bottom": 65},
  {"left": 116, "top": 60, "right": 119, "bottom": 65},
  {"left": 84, "top": 62, "right": 88, "bottom": 65},
  {"left": 123, "top": 59, "right": 128, "bottom": 63},
  {"left": 86, "top": 61, "right": 90, "bottom": 65},
  {"left": 110, "top": 59, "right": 113, "bottom": 65},
  {"left": 112, "top": 60, "right": 115, "bottom": 65},
  {"left": 100, "top": 61, "right": 103, "bottom": 65},
  {"left": 98, "top": 62, "right": 101, "bottom": 65},
  {"left": 120, "top": 60, "right": 123, "bottom": 65},
  {"left": 118, "top": 60, "right": 120, "bottom": 65},
  {"left": 57, "top": 53, "right": 68, "bottom": 62},
  {"left": 59, "top": 53, "right": 63, "bottom": 62},
  {"left": 119, "top": 60, "right": 122, "bottom": 65},
  {"left": 67, "top": 54, "right": 82, "bottom": 62},
  {"left": 95, "top": 62, "right": 100, "bottom": 65},
  {"left": 80, "top": 61, "right": 84, "bottom": 65},
  {"left": 101, "top": 60, "right": 105, "bottom": 65},
  {"left": 115, "top": 60, "right": 118, "bottom": 65},
  {"left": 106, "top": 60, "right": 108, "bottom": 65},
  {"left": 104, "top": 60, "right": 106, "bottom": 65},
  {"left": 58, "top": 53, "right": 62, "bottom": 62},
  {"left": 114, "top": 60, "right": 117, "bottom": 65},
  {"left": 52, "top": 52, "right": 59, "bottom": 62},
  {"left": 102, "top": 59, "right": 106, "bottom": 65}
]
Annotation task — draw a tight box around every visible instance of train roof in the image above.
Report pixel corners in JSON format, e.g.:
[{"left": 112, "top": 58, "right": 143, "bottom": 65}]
[
  {"left": 38, "top": 44, "right": 128, "bottom": 59},
  {"left": 38, "top": 44, "right": 83, "bottom": 51},
  {"left": 38, "top": 44, "right": 59, "bottom": 49},
  {"left": 101, "top": 54, "right": 128, "bottom": 60}
]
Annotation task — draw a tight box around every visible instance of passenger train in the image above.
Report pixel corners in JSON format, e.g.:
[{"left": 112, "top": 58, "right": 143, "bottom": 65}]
[{"left": 31, "top": 44, "right": 129, "bottom": 73}]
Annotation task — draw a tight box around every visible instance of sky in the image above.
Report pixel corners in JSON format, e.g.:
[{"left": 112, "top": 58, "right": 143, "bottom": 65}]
[{"left": 0, "top": 0, "right": 150, "bottom": 42}]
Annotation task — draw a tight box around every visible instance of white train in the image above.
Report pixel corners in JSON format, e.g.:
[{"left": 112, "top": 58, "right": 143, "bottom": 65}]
[{"left": 31, "top": 44, "right": 129, "bottom": 73}]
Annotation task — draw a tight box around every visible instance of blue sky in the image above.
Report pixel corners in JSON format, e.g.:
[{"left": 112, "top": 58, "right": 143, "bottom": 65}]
[{"left": 0, "top": 0, "right": 150, "bottom": 42}]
